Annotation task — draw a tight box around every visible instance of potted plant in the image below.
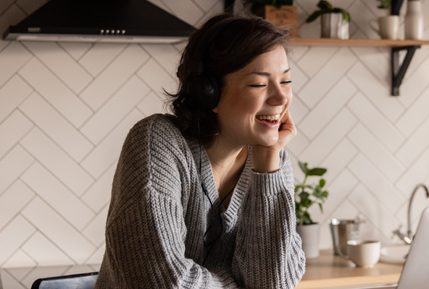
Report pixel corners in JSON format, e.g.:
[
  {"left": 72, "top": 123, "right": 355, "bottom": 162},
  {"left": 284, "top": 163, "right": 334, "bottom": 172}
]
[
  {"left": 306, "top": 0, "right": 351, "bottom": 39},
  {"left": 295, "top": 161, "right": 329, "bottom": 258},
  {"left": 373, "top": 0, "right": 401, "bottom": 39}
]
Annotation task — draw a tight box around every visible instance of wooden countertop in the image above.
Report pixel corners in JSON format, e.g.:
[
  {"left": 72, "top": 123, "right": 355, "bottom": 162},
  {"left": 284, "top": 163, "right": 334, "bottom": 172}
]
[{"left": 296, "top": 250, "right": 403, "bottom": 289}]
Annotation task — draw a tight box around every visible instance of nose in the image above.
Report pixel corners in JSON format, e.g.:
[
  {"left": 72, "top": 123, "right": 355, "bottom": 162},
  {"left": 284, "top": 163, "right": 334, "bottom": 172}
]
[{"left": 267, "top": 83, "right": 291, "bottom": 106}]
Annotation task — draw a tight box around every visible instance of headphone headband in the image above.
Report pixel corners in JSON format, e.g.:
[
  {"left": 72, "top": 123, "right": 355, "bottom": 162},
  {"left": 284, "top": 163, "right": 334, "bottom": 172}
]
[{"left": 186, "top": 16, "right": 238, "bottom": 110}]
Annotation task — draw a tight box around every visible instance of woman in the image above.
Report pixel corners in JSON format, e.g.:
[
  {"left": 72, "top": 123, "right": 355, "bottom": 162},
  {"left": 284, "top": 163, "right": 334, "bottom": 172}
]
[{"left": 95, "top": 14, "right": 305, "bottom": 289}]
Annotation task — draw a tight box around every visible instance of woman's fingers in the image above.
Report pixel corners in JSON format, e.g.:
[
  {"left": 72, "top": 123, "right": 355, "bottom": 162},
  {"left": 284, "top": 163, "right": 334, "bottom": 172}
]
[{"left": 279, "top": 110, "right": 297, "bottom": 145}]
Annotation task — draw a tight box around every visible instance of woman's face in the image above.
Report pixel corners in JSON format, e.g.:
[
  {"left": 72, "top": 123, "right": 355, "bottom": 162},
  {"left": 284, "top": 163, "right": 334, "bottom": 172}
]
[{"left": 213, "top": 44, "right": 292, "bottom": 147}]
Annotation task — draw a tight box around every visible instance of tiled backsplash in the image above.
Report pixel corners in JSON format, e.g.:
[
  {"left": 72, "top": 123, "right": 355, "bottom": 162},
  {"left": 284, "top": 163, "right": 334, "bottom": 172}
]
[{"left": 1, "top": 0, "right": 429, "bottom": 281}]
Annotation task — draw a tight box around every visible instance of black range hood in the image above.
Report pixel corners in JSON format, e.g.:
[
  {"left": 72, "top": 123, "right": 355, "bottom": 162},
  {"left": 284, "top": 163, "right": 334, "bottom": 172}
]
[{"left": 3, "top": 0, "right": 196, "bottom": 44}]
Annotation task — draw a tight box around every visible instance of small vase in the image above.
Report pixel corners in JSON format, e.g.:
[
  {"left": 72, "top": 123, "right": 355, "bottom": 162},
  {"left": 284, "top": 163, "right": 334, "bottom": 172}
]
[
  {"left": 297, "top": 223, "right": 320, "bottom": 258},
  {"left": 405, "top": 0, "right": 424, "bottom": 40}
]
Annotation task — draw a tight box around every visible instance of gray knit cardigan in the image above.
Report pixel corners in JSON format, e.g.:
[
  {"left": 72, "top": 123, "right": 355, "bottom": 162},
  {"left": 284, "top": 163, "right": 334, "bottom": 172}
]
[{"left": 95, "top": 114, "right": 305, "bottom": 289}]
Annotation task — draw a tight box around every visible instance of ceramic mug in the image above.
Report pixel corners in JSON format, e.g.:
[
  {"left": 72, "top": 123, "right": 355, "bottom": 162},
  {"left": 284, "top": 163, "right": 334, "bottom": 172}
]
[
  {"left": 371, "top": 15, "right": 400, "bottom": 40},
  {"left": 347, "top": 240, "right": 381, "bottom": 268}
]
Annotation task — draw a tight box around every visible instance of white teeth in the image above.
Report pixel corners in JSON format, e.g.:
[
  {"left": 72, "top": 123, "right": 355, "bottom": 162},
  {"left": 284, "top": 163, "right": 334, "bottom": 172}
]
[{"left": 256, "top": 114, "right": 280, "bottom": 121}]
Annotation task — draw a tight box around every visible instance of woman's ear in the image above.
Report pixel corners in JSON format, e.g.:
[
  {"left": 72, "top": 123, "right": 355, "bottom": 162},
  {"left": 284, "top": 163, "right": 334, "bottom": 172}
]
[{"left": 212, "top": 106, "right": 219, "bottom": 113}]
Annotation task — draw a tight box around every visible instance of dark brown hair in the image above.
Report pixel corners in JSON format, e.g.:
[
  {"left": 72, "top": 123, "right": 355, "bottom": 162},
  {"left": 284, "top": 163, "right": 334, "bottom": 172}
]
[{"left": 169, "top": 14, "right": 289, "bottom": 144}]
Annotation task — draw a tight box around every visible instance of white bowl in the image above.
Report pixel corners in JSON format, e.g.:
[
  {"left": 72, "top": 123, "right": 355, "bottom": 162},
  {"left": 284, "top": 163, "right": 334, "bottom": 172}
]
[{"left": 380, "top": 244, "right": 410, "bottom": 264}]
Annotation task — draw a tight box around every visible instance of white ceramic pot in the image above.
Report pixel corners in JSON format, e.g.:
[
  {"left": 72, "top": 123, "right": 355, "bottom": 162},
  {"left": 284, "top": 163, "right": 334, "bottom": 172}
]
[
  {"left": 321, "top": 13, "right": 349, "bottom": 39},
  {"left": 373, "top": 15, "right": 400, "bottom": 40},
  {"left": 297, "top": 223, "right": 320, "bottom": 258}
]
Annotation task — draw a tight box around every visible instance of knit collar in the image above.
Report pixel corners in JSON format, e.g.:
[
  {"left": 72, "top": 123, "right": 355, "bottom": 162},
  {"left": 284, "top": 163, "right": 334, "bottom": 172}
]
[{"left": 189, "top": 140, "right": 252, "bottom": 230}]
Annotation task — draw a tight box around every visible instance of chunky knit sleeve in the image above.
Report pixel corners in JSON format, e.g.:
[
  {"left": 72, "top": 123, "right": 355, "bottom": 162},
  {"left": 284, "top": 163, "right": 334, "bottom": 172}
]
[
  {"left": 95, "top": 115, "right": 242, "bottom": 289},
  {"left": 232, "top": 151, "right": 306, "bottom": 289}
]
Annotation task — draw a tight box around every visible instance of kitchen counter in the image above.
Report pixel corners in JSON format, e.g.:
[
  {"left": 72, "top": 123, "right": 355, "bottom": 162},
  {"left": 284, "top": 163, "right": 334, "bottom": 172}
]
[
  {"left": 1, "top": 251, "right": 402, "bottom": 289},
  {"left": 297, "top": 250, "right": 402, "bottom": 289}
]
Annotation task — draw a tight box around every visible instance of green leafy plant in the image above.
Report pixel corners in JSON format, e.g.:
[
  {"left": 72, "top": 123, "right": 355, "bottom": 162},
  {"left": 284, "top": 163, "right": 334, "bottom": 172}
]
[
  {"left": 306, "top": 0, "right": 351, "bottom": 23},
  {"left": 295, "top": 161, "right": 329, "bottom": 225},
  {"left": 377, "top": 0, "right": 391, "bottom": 9}
]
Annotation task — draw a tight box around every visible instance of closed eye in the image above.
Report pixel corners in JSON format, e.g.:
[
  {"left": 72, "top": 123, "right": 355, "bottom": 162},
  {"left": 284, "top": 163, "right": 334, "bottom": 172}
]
[
  {"left": 248, "top": 84, "right": 267, "bottom": 88},
  {"left": 248, "top": 80, "right": 292, "bottom": 88}
]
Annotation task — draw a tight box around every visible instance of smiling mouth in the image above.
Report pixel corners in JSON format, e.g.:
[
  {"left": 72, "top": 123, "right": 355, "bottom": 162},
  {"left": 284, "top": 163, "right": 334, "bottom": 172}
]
[{"left": 255, "top": 114, "right": 281, "bottom": 126}]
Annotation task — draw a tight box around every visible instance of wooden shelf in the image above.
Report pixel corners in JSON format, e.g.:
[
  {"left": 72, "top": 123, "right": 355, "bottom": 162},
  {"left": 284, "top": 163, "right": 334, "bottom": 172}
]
[
  {"left": 222, "top": 1, "right": 428, "bottom": 95},
  {"left": 287, "top": 38, "right": 429, "bottom": 96},
  {"left": 288, "top": 38, "right": 429, "bottom": 47}
]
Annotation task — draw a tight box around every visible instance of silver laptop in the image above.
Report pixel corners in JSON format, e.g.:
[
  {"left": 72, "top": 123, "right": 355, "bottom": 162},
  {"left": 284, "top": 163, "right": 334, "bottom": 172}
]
[
  {"left": 395, "top": 206, "right": 429, "bottom": 289},
  {"left": 364, "top": 207, "right": 429, "bottom": 289}
]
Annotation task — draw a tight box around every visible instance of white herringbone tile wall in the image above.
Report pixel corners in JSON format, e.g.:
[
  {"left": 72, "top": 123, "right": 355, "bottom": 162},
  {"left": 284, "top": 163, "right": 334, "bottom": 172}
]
[{"left": 1, "top": 0, "right": 429, "bottom": 283}]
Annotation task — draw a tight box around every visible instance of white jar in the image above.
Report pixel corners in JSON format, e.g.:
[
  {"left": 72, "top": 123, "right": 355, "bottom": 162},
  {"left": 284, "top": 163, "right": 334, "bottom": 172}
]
[{"left": 405, "top": 0, "right": 424, "bottom": 39}]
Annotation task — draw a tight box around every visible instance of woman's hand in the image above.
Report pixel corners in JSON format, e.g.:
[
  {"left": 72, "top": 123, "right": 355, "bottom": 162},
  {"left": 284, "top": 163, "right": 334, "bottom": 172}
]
[
  {"left": 277, "top": 109, "right": 297, "bottom": 148},
  {"left": 252, "top": 110, "right": 296, "bottom": 173}
]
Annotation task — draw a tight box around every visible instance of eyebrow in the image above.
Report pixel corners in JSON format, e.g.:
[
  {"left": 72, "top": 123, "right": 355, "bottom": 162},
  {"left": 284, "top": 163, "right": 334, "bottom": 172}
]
[{"left": 246, "top": 68, "right": 291, "bottom": 76}]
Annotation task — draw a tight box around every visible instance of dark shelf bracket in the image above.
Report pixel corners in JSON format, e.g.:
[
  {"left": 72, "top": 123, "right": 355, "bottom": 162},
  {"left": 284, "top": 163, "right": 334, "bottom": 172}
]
[
  {"left": 391, "top": 46, "right": 420, "bottom": 96},
  {"left": 390, "top": 0, "right": 415, "bottom": 97}
]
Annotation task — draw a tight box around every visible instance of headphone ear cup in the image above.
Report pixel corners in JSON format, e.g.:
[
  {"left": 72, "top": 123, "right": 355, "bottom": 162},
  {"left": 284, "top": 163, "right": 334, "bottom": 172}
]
[
  {"left": 187, "top": 74, "right": 219, "bottom": 110},
  {"left": 201, "top": 74, "right": 220, "bottom": 109}
]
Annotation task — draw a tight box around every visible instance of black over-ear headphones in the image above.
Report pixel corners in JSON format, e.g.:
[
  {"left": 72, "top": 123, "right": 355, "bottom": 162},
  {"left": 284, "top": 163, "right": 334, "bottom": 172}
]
[{"left": 186, "top": 16, "right": 237, "bottom": 111}]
